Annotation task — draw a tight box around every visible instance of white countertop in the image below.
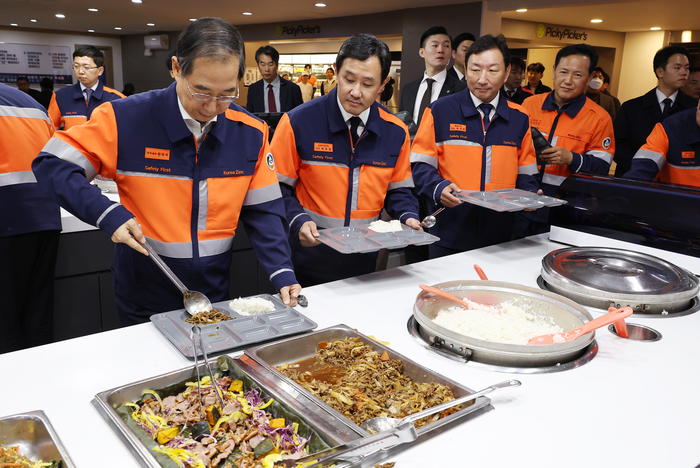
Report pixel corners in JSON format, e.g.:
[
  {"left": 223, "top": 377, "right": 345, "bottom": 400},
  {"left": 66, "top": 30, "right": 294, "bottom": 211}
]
[{"left": 2, "top": 233, "right": 698, "bottom": 468}]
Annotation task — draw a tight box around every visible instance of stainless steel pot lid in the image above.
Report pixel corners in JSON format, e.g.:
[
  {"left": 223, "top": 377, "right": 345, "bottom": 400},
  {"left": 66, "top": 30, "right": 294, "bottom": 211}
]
[{"left": 541, "top": 247, "right": 699, "bottom": 308}]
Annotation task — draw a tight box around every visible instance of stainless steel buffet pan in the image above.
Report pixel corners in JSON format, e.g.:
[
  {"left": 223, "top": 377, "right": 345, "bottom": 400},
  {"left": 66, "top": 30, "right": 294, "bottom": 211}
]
[
  {"left": 244, "top": 324, "right": 493, "bottom": 437},
  {"left": 92, "top": 358, "right": 353, "bottom": 468},
  {"left": 414, "top": 281, "right": 595, "bottom": 367},
  {"left": 0, "top": 410, "right": 75, "bottom": 467}
]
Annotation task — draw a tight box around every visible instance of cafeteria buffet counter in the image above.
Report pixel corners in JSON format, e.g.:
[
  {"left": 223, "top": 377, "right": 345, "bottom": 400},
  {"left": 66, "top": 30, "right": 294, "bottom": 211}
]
[{"left": 1, "top": 230, "right": 698, "bottom": 468}]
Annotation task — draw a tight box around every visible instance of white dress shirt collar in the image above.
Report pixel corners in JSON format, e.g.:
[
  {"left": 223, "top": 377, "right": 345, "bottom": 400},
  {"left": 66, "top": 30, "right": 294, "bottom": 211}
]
[
  {"left": 177, "top": 94, "right": 217, "bottom": 145},
  {"left": 423, "top": 68, "right": 447, "bottom": 85},
  {"left": 337, "top": 94, "right": 371, "bottom": 129},
  {"left": 656, "top": 87, "right": 679, "bottom": 106},
  {"left": 470, "top": 90, "right": 500, "bottom": 119}
]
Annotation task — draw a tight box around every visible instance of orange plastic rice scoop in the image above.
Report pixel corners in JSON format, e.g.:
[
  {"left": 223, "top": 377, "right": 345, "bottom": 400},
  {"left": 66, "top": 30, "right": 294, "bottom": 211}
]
[{"left": 528, "top": 306, "right": 633, "bottom": 345}]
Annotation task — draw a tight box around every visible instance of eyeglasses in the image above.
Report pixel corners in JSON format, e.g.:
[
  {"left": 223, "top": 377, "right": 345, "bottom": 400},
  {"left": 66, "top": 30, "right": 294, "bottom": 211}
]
[
  {"left": 72, "top": 64, "right": 100, "bottom": 71},
  {"left": 185, "top": 77, "right": 238, "bottom": 103}
]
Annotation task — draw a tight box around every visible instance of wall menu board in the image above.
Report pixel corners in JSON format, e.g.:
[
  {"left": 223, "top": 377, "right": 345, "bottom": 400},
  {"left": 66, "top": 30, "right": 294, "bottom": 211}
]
[{"left": 0, "top": 43, "right": 73, "bottom": 85}]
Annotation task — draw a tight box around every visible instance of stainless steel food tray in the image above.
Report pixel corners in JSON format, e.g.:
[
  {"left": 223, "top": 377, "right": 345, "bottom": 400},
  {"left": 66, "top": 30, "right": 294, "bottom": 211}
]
[
  {"left": 455, "top": 188, "right": 567, "bottom": 212},
  {"left": 244, "top": 324, "right": 493, "bottom": 437},
  {"left": 92, "top": 358, "right": 355, "bottom": 468},
  {"left": 317, "top": 224, "right": 439, "bottom": 254},
  {"left": 0, "top": 410, "right": 75, "bottom": 467},
  {"left": 150, "top": 294, "right": 317, "bottom": 358}
]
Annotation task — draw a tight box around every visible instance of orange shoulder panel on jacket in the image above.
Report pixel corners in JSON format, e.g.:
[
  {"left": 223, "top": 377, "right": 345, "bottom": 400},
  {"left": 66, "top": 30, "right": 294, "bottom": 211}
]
[
  {"left": 0, "top": 115, "right": 52, "bottom": 172},
  {"left": 224, "top": 108, "right": 266, "bottom": 134},
  {"left": 103, "top": 86, "right": 126, "bottom": 98},
  {"left": 378, "top": 106, "right": 409, "bottom": 130}
]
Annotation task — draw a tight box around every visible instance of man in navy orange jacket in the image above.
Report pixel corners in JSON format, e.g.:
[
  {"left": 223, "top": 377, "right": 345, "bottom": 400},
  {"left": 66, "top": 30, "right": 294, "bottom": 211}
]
[
  {"left": 411, "top": 34, "right": 539, "bottom": 258},
  {"left": 624, "top": 100, "right": 700, "bottom": 188},
  {"left": 272, "top": 34, "right": 421, "bottom": 286},
  {"left": 48, "top": 45, "right": 124, "bottom": 130},
  {"left": 0, "top": 84, "right": 60, "bottom": 353},
  {"left": 520, "top": 44, "right": 614, "bottom": 236},
  {"left": 33, "top": 18, "right": 301, "bottom": 325}
]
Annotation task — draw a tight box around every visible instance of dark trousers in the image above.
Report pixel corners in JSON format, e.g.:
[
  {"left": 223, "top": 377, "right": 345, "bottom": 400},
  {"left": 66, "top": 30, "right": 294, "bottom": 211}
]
[
  {"left": 0, "top": 230, "right": 60, "bottom": 354},
  {"left": 114, "top": 291, "right": 161, "bottom": 327}
]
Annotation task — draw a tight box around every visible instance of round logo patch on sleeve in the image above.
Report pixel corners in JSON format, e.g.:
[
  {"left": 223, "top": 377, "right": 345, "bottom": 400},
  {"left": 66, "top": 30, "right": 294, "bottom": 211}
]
[
  {"left": 602, "top": 137, "right": 611, "bottom": 150},
  {"left": 266, "top": 153, "right": 275, "bottom": 171}
]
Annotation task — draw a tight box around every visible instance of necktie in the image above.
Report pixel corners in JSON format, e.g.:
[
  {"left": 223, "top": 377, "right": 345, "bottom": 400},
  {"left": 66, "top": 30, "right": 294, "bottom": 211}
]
[
  {"left": 417, "top": 78, "right": 435, "bottom": 124},
  {"left": 349, "top": 117, "right": 362, "bottom": 147},
  {"left": 461, "top": 76, "right": 466, "bottom": 83},
  {"left": 661, "top": 97, "right": 672, "bottom": 120},
  {"left": 507, "top": 89, "right": 514, "bottom": 99},
  {"left": 479, "top": 103, "right": 494, "bottom": 130},
  {"left": 85, "top": 88, "right": 93, "bottom": 106},
  {"left": 267, "top": 84, "right": 277, "bottom": 113}
]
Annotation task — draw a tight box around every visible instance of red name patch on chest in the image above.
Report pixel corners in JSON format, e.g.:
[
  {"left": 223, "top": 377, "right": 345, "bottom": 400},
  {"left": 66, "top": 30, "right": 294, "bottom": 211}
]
[
  {"left": 681, "top": 151, "right": 695, "bottom": 159},
  {"left": 145, "top": 147, "right": 170, "bottom": 161},
  {"left": 450, "top": 124, "right": 466, "bottom": 132}
]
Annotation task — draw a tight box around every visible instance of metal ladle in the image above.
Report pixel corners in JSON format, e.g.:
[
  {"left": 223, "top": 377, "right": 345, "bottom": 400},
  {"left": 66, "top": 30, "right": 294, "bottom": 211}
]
[
  {"left": 360, "top": 379, "right": 521, "bottom": 433},
  {"left": 420, "top": 207, "right": 445, "bottom": 228},
  {"left": 142, "top": 240, "right": 212, "bottom": 315}
]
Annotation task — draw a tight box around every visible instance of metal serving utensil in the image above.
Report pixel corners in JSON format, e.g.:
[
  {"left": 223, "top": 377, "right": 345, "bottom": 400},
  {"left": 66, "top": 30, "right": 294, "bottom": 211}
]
[
  {"left": 189, "top": 327, "right": 206, "bottom": 419},
  {"left": 360, "top": 379, "right": 521, "bottom": 433},
  {"left": 191, "top": 326, "right": 225, "bottom": 410},
  {"left": 141, "top": 240, "right": 212, "bottom": 315},
  {"left": 275, "top": 420, "right": 418, "bottom": 468},
  {"left": 420, "top": 207, "right": 445, "bottom": 228}
]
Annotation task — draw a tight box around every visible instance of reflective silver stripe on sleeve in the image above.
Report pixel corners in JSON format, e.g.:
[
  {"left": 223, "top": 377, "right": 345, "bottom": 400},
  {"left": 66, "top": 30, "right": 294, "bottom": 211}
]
[
  {"left": 551, "top": 136, "right": 558, "bottom": 146},
  {"left": 410, "top": 151, "right": 437, "bottom": 167},
  {"left": 388, "top": 175, "right": 414, "bottom": 190},
  {"left": 0, "top": 171, "right": 36, "bottom": 187},
  {"left": 633, "top": 149, "right": 665, "bottom": 170},
  {"left": 116, "top": 170, "right": 192, "bottom": 180},
  {"left": 587, "top": 150, "right": 613, "bottom": 164},
  {"left": 277, "top": 173, "right": 298, "bottom": 187},
  {"left": 289, "top": 212, "right": 308, "bottom": 229},
  {"left": 542, "top": 172, "right": 567, "bottom": 187},
  {"left": 199, "top": 237, "right": 234, "bottom": 257},
  {"left": 269, "top": 268, "right": 294, "bottom": 281},
  {"left": 484, "top": 146, "right": 492, "bottom": 184},
  {"left": 518, "top": 163, "right": 539, "bottom": 175},
  {"left": 303, "top": 160, "right": 349, "bottom": 168},
  {"left": 303, "top": 208, "right": 378, "bottom": 229},
  {"left": 145, "top": 237, "right": 193, "bottom": 258},
  {"left": 95, "top": 203, "right": 121, "bottom": 228},
  {"left": 42, "top": 137, "right": 97, "bottom": 180},
  {"left": 350, "top": 167, "right": 360, "bottom": 211},
  {"left": 0, "top": 104, "right": 52, "bottom": 125},
  {"left": 667, "top": 163, "right": 700, "bottom": 170},
  {"left": 437, "top": 139, "right": 482, "bottom": 147},
  {"left": 198, "top": 180, "right": 208, "bottom": 231},
  {"left": 243, "top": 183, "right": 282, "bottom": 206},
  {"left": 63, "top": 114, "right": 87, "bottom": 120}
]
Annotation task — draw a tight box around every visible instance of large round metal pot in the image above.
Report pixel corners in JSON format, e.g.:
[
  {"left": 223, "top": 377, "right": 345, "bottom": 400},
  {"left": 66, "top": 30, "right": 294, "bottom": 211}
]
[
  {"left": 413, "top": 280, "right": 594, "bottom": 368},
  {"left": 541, "top": 247, "right": 699, "bottom": 313}
]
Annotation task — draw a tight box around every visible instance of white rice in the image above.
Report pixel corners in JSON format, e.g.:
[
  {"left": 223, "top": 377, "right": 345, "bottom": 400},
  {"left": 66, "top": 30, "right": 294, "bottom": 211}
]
[
  {"left": 432, "top": 299, "right": 564, "bottom": 345},
  {"left": 228, "top": 297, "right": 276, "bottom": 316},
  {"left": 367, "top": 220, "right": 402, "bottom": 232}
]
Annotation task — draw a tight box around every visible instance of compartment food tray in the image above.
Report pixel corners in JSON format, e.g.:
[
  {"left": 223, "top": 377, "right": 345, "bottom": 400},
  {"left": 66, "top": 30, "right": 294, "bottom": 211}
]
[
  {"left": 455, "top": 188, "right": 567, "bottom": 212},
  {"left": 150, "top": 294, "right": 317, "bottom": 358},
  {"left": 317, "top": 223, "right": 439, "bottom": 254},
  {"left": 244, "top": 324, "right": 493, "bottom": 437},
  {"left": 0, "top": 410, "right": 75, "bottom": 467}
]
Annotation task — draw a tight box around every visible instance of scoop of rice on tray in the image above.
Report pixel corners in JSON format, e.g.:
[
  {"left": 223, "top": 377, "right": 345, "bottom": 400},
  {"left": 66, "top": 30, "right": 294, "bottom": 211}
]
[{"left": 229, "top": 297, "right": 276, "bottom": 315}]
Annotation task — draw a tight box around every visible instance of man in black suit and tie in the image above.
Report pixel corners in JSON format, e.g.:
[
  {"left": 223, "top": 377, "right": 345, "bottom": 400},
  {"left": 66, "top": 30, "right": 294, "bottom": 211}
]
[
  {"left": 399, "top": 26, "right": 467, "bottom": 127},
  {"left": 503, "top": 56, "right": 533, "bottom": 105},
  {"left": 447, "top": 32, "right": 475, "bottom": 83},
  {"left": 246, "top": 45, "right": 303, "bottom": 114},
  {"left": 613, "top": 45, "right": 698, "bottom": 176}
]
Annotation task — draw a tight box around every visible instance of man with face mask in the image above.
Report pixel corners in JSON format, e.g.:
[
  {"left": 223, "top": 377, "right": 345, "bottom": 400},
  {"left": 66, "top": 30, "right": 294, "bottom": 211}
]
[{"left": 585, "top": 68, "right": 617, "bottom": 121}]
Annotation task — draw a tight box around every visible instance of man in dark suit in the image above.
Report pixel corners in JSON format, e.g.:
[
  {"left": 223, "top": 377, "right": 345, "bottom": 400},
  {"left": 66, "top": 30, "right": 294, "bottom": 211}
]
[
  {"left": 525, "top": 62, "right": 551, "bottom": 94},
  {"left": 399, "top": 26, "right": 466, "bottom": 127},
  {"left": 503, "top": 56, "right": 533, "bottom": 105},
  {"left": 614, "top": 45, "right": 698, "bottom": 176},
  {"left": 447, "top": 32, "right": 475, "bottom": 82},
  {"left": 246, "top": 45, "right": 303, "bottom": 114}
]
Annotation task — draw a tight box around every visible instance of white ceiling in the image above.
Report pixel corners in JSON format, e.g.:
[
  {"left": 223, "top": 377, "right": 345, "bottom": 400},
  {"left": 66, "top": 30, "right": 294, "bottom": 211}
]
[{"left": 1, "top": 0, "right": 698, "bottom": 36}]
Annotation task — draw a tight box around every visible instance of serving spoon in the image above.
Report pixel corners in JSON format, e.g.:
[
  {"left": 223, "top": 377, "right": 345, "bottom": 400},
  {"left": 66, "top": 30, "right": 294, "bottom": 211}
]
[
  {"left": 528, "top": 306, "right": 633, "bottom": 345},
  {"left": 142, "top": 240, "right": 212, "bottom": 315},
  {"left": 360, "top": 379, "right": 521, "bottom": 433},
  {"left": 420, "top": 207, "right": 445, "bottom": 228},
  {"left": 419, "top": 284, "right": 501, "bottom": 314}
]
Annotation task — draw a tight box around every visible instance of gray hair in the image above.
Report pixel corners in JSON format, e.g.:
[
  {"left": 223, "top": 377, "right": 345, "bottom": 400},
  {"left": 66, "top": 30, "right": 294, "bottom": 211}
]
[{"left": 176, "top": 17, "right": 246, "bottom": 79}]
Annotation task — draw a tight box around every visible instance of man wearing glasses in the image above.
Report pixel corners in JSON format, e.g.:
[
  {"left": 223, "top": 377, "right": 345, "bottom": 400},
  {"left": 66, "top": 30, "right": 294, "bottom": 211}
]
[
  {"left": 48, "top": 45, "right": 125, "bottom": 130},
  {"left": 33, "top": 18, "right": 301, "bottom": 325}
]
